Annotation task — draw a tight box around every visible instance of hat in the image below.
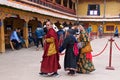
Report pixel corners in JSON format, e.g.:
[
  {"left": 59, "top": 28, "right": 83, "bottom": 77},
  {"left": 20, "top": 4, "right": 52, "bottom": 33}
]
[
  {"left": 59, "top": 25, "right": 64, "bottom": 29},
  {"left": 67, "top": 29, "right": 74, "bottom": 34}
]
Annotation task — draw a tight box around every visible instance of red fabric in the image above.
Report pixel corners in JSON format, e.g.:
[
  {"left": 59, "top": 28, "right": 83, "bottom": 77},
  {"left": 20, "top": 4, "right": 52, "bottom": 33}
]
[
  {"left": 86, "top": 52, "right": 92, "bottom": 62},
  {"left": 73, "top": 43, "right": 79, "bottom": 56},
  {"left": 41, "top": 28, "right": 61, "bottom": 73}
]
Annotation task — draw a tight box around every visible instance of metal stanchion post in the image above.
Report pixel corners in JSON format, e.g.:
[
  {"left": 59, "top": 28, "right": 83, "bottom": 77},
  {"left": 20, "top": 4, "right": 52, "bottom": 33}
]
[{"left": 106, "top": 37, "right": 115, "bottom": 70}]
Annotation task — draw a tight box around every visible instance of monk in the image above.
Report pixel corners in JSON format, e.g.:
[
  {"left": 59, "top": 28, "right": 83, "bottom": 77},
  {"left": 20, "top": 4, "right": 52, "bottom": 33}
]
[{"left": 40, "top": 20, "right": 61, "bottom": 77}]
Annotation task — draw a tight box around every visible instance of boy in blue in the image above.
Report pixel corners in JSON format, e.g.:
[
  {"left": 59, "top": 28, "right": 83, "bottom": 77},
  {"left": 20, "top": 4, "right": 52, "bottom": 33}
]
[{"left": 35, "top": 25, "right": 45, "bottom": 50}]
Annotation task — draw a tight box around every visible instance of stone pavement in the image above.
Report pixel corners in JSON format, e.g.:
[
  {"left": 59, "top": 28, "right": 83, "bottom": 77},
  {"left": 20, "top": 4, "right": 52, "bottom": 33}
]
[{"left": 0, "top": 37, "right": 120, "bottom": 80}]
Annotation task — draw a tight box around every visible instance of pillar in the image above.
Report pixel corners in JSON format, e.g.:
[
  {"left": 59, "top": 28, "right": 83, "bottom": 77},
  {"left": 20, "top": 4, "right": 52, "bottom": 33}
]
[
  {"left": 61, "top": 0, "right": 63, "bottom": 6},
  {"left": 67, "top": 0, "right": 69, "bottom": 8},
  {"left": 53, "top": 0, "right": 56, "bottom": 3},
  {"left": 0, "top": 13, "right": 5, "bottom": 53},
  {"left": 23, "top": 21, "right": 29, "bottom": 48},
  {"left": 72, "top": 2, "right": 74, "bottom": 10},
  {"left": 23, "top": 18, "right": 29, "bottom": 48}
]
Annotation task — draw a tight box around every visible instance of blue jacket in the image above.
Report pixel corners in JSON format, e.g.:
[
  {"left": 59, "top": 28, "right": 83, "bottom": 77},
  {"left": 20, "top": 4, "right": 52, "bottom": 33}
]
[
  {"left": 115, "top": 28, "right": 118, "bottom": 34},
  {"left": 10, "top": 31, "right": 20, "bottom": 41},
  {"left": 57, "top": 29, "right": 65, "bottom": 40},
  {"left": 35, "top": 28, "right": 45, "bottom": 38}
]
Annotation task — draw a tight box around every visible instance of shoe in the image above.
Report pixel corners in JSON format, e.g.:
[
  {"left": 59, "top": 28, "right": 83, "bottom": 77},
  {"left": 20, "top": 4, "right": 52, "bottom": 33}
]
[
  {"left": 39, "top": 72, "right": 48, "bottom": 77},
  {"left": 49, "top": 73, "right": 60, "bottom": 77},
  {"left": 68, "top": 70, "right": 75, "bottom": 76},
  {"left": 68, "top": 72, "right": 75, "bottom": 76}
]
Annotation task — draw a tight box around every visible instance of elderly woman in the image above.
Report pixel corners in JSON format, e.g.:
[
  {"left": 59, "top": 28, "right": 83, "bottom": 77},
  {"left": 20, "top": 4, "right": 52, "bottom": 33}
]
[
  {"left": 59, "top": 29, "right": 77, "bottom": 75},
  {"left": 77, "top": 25, "right": 95, "bottom": 74}
]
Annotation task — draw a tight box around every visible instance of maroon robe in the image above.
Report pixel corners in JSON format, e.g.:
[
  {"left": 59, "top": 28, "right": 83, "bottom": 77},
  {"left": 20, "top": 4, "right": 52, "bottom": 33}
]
[{"left": 40, "top": 28, "right": 61, "bottom": 73}]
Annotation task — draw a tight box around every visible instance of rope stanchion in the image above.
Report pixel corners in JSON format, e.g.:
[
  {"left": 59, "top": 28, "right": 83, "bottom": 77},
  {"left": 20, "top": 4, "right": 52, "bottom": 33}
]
[
  {"left": 114, "top": 42, "right": 120, "bottom": 51},
  {"left": 106, "top": 37, "right": 115, "bottom": 70},
  {"left": 92, "top": 41, "right": 108, "bottom": 57}
]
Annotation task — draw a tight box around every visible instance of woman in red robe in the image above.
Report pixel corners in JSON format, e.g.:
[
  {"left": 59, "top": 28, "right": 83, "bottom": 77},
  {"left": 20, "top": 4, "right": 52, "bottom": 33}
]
[{"left": 40, "top": 21, "right": 61, "bottom": 77}]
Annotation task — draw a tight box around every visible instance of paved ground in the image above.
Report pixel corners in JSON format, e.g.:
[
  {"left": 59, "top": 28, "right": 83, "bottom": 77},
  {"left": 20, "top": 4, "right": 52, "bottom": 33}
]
[{"left": 0, "top": 36, "right": 120, "bottom": 80}]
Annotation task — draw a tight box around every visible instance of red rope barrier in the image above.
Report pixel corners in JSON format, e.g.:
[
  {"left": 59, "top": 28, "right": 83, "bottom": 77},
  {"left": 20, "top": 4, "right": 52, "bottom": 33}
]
[
  {"left": 92, "top": 41, "right": 108, "bottom": 57},
  {"left": 114, "top": 42, "right": 120, "bottom": 51},
  {"left": 59, "top": 41, "right": 108, "bottom": 57}
]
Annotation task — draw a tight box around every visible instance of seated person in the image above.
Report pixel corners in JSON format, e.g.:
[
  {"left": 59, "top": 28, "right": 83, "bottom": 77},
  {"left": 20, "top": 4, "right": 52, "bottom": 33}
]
[{"left": 10, "top": 28, "right": 22, "bottom": 49}]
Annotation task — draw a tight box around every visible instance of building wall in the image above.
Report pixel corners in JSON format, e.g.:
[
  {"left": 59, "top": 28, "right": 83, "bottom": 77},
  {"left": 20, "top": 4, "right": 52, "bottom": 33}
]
[
  {"left": 77, "top": 0, "right": 120, "bottom": 17},
  {"left": 77, "top": 0, "right": 104, "bottom": 17},
  {"left": 105, "top": 1, "right": 120, "bottom": 17},
  {"left": 82, "top": 21, "right": 120, "bottom": 33},
  {"left": 78, "top": 0, "right": 120, "bottom": 33}
]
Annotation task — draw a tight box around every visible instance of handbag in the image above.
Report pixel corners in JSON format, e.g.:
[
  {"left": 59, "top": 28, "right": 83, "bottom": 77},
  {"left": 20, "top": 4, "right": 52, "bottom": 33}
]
[
  {"left": 81, "top": 42, "right": 93, "bottom": 54},
  {"left": 73, "top": 43, "right": 79, "bottom": 56}
]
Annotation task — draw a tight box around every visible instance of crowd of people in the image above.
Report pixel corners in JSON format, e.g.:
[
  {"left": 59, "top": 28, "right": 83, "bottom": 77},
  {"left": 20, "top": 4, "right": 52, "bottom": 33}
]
[
  {"left": 39, "top": 20, "right": 95, "bottom": 77},
  {"left": 10, "top": 19, "right": 119, "bottom": 77}
]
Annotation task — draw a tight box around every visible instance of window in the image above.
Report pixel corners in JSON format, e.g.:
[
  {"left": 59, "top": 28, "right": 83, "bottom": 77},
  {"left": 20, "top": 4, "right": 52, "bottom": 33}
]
[
  {"left": 63, "top": 0, "right": 67, "bottom": 7},
  {"left": 87, "top": 4, "right": 100, "bottom": 16},
  {"left": 106, "top": 25, "right": 114, "bottom": 31},
  {"left": 69, "top": 0, "right": 72, "bottom": 9},
  {"left": 56, "top": 0, "right": 61, "bottom": 4}
]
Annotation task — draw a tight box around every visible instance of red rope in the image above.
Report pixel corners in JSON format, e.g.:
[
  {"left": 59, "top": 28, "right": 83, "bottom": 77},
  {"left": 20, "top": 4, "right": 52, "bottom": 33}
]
[
  {"left": 92, "top": 41, "right": 108, "bottom": 57},
  {"left": 114, "top": 42, "right": 120, "bottom": 51},
  {"left": 59, "top": 42, "right": 109, "bottom": 57}
]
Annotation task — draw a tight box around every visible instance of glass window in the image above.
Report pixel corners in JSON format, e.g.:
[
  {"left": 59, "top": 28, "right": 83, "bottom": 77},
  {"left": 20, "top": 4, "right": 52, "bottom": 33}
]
[
  {"left": 69, "top": 0, "right": 72, "bottom": 9},
  {"left": 106, "top": 25, "right": 114, "bottom": 31},
  {"left": 87, "top": 4, "right": 100, "bottom": 16},
  {"left": 63, "top": 0, "right": 67, "bottom": 7}
]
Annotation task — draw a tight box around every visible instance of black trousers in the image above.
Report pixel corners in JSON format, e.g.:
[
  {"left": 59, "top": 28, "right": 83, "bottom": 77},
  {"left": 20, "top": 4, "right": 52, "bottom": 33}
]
[
  {"left": 36, "top": 38, "right": 43, "bottom": 48},
  {"left": 11, "top": 39, "right": 22, "bottom": 49}
]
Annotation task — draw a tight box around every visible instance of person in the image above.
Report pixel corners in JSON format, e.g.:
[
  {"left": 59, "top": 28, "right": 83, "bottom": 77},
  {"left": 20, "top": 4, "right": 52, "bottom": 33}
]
[
  {"left": 40, "top": 20, "right": 61, "bottom": 77},
  {"left": 57, "top": 25, "right": 65, "bottom": 47},
  {"left": 98, "top": 25, "right": 103, "bottom": 38},
  {"left": 114, "top": 26, "right": 119, "bottom": 37},
  {"left": 28, "top": 26, "right": 36, "bottom": 45},
  {"left": 77, "top": 25, "right": 95, "bottom": 74},
  {"left": 10, "top": 28, "right": 22, "bottom": 49},
  {"left": 17, "top": 29, "right": 25, "bottom": 45},
  {"left": 87, "top": 25, "right": 92, "bottom": 39},
  {"left": 35, "top": 25, "right": 45, "bottom": 50},
  {"left": 28, "top": 32, "right": 36, "bottom": 45},
  {"left": 59, "top": 29, "right": 77, "bottom": 75}
]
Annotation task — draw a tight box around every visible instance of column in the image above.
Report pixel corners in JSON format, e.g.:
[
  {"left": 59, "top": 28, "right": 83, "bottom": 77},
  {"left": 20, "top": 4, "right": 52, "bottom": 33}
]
[
  {"left": 53, "top": 0, "right": 56, "bottom": 3},
  {"left": 72, "top": 2, "right": 74, "bottom": 10},
  {"left": 23, "top": 18, "right": 29, "bottom": 48},
  {"left": 61, "top": 0, "right": 63, "bottom": 6},
  {"left": 0, "top": 13, "right": 5, "bottom": 53},
  {"left": 67, "top": 0, "right": 69, "bottom": 8}
]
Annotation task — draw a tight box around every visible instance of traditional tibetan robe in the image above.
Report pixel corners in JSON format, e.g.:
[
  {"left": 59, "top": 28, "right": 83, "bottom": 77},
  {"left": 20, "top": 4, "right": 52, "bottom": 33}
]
[
  {"left": 77, "top": 31, "right": 95, "bottom": 73},
  {"left": 40, "top": 28, "right": 61, "bottom": 73},
  {"left": 59, "top": 35, "right": 77, "bottom": 71}
]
